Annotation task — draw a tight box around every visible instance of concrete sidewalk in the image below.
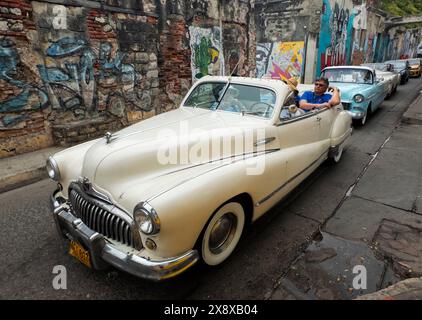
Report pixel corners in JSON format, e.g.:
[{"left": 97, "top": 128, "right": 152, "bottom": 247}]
[
  {"left": 0, "top": 147, "right": 63, "bottom": 193},
  {"left": 402, "top": 90, "right": 422, "bottom": 125}
]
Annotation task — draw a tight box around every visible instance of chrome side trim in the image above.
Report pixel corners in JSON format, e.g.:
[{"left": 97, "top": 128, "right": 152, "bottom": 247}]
[
  {"left": 255, "top": 150, "right": 328, "bottom": 207},
  {"left": 147, "top": 149, "right": 280, "bottom": 202},
  {"left": 154, "top": 149, "right": 280, "bottom": 179},
  {"left": 254, "top": 137, "right": 276, "bottom": 147}
]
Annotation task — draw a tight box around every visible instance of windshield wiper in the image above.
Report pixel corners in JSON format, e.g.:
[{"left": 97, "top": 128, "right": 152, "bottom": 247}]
[{"left": 242, "top": 111, "right": 263, "bottom": 116}]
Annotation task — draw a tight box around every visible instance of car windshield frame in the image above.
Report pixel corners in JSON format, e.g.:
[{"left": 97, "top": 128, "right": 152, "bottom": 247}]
[
  {"left": 322, "top": 68, "right": 374, "bottom": 85},
  {"left": 183, "top": 81, "right": 278, "bottom": 119}
]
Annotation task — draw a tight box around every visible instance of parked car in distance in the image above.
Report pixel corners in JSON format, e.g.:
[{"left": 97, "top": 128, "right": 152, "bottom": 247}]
[
  {"left": 386, "top": 60, "right": 410, "bottom": 84},
  {"left": 406, "top": 58, "right": 422, "bottom": 78},
  {"left": 417, "top": 44, "right": 422, "bottom": 58},
  {"left": 48, "top": 76, "right": 352, "bottom": 280},
  {"left": 321, "top": 66, "right": 389, "bottom": 126},
  {"left": 362, "top": 63, "right": 400, "bottom": 98}
]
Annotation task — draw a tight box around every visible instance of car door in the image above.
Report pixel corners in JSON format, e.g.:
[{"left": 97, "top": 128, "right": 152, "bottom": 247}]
[
  {"left": 275, "top": 110, "right": 325, "bottom": 192},
  {"left": 315, "top": 107, "right": 337, "bottom": 151},
  {"left": 373, "top": 71, "right": 387, "bottom": 108}
]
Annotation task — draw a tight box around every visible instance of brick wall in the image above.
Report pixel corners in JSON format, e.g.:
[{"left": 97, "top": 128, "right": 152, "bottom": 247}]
[{"left": 0, "top": 0, "right": 254, "bottom": 158}]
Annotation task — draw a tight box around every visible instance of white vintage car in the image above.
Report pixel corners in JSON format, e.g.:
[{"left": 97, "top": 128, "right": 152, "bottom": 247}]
[{"left": 48, "top": 76, "right": 352, "bottom": 281}]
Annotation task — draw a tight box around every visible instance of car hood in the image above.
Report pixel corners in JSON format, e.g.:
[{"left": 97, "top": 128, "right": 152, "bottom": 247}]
[{"left": 80, "top": 108, "right": 274, "bottom": 204}]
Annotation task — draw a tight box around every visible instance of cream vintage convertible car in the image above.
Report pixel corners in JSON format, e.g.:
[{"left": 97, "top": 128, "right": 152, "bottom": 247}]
[{"left": 48, "top": 76, "right": 352, "bottom": 280}]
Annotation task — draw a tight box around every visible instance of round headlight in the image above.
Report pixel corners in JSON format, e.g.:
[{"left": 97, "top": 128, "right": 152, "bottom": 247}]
[
  {"left": 133, "top": 202, "right": 160, "bottom": 235},
  {"left": 46, "top": 157, "right": 60, "bottom": 181},
  {"left": 353, "top": 94, "right": 365, "bottom": 103}
]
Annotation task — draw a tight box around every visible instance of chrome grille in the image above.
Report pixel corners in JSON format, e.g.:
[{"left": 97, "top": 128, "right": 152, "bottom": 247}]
[{"left": 69, "top": 188, "right": 134, "bottom": 247}]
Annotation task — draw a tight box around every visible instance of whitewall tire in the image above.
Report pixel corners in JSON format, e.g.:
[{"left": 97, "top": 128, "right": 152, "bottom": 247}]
[
  {"left": 332, "top": 144, "right": 344, "bottom": 163},
  {"left": 201, "top": 202, "right": 245, "bottom": 266}
]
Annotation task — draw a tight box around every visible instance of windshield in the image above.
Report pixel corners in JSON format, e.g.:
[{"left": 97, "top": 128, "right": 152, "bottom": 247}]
[
  {"left": 322, "top": 68, "right": 374, "bottom": 84},
  {"left": 363, "top": 64, "right": 388, "bottom": 72},
  {"left": 408, "top": 59, "right": 420, "bottom": 65},
  {"left": 184, "top": 82, "right": 277, "bottom": 119},
  {"left": 390, "top": 62, "right": 406, "bottom": 69}
]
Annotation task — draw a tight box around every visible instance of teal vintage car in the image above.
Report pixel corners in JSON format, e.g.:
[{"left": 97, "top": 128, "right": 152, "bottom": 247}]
[{"left": 321, "top": 66, "right": 389, "bottom": 126}]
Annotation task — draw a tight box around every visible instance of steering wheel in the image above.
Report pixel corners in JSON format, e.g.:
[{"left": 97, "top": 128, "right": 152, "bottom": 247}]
[{"left": 249, "top": 102, "right": 274, "bottom": 117}]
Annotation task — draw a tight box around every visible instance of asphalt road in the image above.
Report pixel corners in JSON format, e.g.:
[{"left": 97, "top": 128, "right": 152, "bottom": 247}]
[{"left": 1, "top": 78, "right": 422, "bottom": 300}]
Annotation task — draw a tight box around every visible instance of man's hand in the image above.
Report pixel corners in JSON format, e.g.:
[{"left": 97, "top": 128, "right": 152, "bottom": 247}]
[{"left": 314, "top": 102, "right": 330, "bottom": 110}]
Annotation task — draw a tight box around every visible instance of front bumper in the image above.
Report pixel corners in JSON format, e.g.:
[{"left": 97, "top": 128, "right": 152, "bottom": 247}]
[
  {"left": 346, "top": 110, "right": 365, "bottom": 120},
  {"left": 410, "top": 69, "right": 420, "bottom": 77},
  {"left": 51, "top": 188, "right": 199, "bottom": 281}
]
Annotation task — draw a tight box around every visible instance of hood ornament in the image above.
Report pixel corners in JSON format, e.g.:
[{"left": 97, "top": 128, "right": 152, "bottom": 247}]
[
  {"left": 105, "top": 132, "right": 113, "bottom": 144},
  {"left": 81, "top": 176, "right": 91, "bottom": 191}
]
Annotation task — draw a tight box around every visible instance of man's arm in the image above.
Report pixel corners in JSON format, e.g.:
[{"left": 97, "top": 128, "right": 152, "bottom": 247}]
[
  {"left": 299, "top": 91, "right": 327, "bottom": 110},
  {"left": 299, "top": 100, "right": 327, "bottom": 110},
  {"left": 328, "top": 88, "right": 341, "bottom": 107}
]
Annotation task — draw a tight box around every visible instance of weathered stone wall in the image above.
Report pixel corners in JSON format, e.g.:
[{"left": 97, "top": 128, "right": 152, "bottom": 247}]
[{"left": 0, "top": 0, "right": 254, "bottom": 158}]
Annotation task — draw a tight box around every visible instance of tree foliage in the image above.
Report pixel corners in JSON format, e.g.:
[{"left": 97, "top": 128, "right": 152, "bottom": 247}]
[{"left": 380, "top": 0, "right": 422, "bottom": 16}]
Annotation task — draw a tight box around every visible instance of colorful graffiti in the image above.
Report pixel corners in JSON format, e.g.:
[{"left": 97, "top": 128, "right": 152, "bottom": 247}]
[
  {"left": 0, "top": 39, "right": 48, "bottom": 127},
  {"left": 0, "top": 36, "right": 139, "bottom": 127},
  {"left": 37, "top": 37, "right": 136, "bottom": 117},
  {"left": 317, "top": 0, "right": 355, "bottom": 74},
  {"left": 189, "top": 26, "right": 224, "bottom": 80},
  {"left": 256, "top": 41, "right": 304, "bottom": 81}
]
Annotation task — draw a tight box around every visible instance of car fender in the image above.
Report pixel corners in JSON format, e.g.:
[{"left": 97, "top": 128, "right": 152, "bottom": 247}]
[
  {"left": 330, "top": 109, "right": 352, "bottom": 147},
  {"left": 135, "top": 149, "right": 291, "bottom": 259},
  {"left": 53, "top": 138, "right": 101, "bottom": 197}
]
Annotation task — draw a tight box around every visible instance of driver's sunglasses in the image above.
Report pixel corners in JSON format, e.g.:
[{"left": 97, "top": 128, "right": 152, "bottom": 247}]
[{"left": 314, "top": 83, "right": 327, "bottom": 87}]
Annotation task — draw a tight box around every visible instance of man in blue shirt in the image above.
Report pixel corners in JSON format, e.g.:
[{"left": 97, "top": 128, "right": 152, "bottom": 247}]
[{"left": 299, "top": 77, "right": 340, "bottom": 112}]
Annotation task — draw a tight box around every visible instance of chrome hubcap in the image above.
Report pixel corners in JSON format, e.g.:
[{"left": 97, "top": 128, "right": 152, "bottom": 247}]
[{"left": 209, "top": 213, "right": 237, "bottom": 254}]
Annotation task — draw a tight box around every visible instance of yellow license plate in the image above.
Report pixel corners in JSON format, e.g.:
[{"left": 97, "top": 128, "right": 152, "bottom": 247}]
[{"left": 69, "top": 240, "right": 92, "bottom": 268}]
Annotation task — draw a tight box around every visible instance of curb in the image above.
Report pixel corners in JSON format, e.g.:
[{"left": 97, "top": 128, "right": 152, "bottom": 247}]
[
  {"left": 0, "top": 167, "right": 48, "bottom": 194},
  {"left": 402, "top": 91, "right": 422, "bottom": 125},
  {"left": 356, "top": 277, "right": 422, "bottom": 300},
  {"left": 0, "top": 147, "right": 63, "bottom": 194}
]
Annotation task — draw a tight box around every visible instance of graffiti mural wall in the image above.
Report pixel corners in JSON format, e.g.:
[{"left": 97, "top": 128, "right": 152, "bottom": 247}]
[
  {"left": 386, "top": 28, "right": 422, "bottom": 60},
  {"left": 0, "top": 0, "right": 253, "bottom": 158},
  {"left": 0, "top": 39, "right": 48, "bottom": 124},
  {"left": 256, "top": 41, "right": 304, "bottom": 81},
  {"left": 189, "top": 26, "right": 225, "bottom": 80},
  {"left": 317, "top": 0, "right": 355, "bottom": 74}
]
